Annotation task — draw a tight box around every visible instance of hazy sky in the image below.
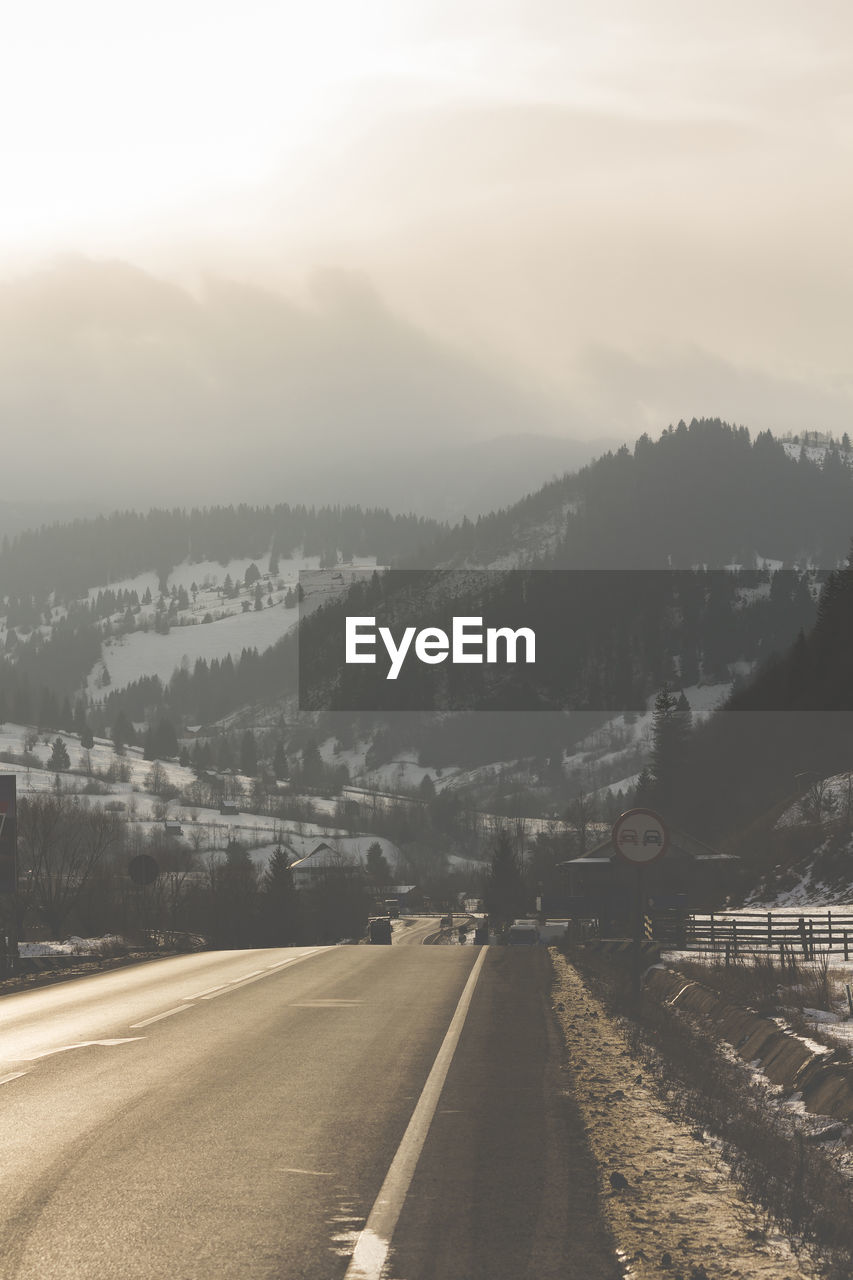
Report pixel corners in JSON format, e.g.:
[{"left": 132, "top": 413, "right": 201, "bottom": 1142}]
[{"left": 2, "top": 2, "right": 852, "bottom": 509}]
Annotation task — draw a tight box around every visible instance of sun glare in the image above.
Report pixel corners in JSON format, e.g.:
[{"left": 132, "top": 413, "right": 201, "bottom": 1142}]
[{"left": 0, "top": 0, "right": 419, "bottom": 253}]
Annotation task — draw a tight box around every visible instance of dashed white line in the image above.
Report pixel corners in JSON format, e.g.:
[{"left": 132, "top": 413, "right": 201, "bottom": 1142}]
[
  {"left": 140, "top": 949, "right": 327, "bottom": 1024},
  {"left": 130, "top": 1005, "right": 193, "bottom": 1029},
  {"left": 182, "top": 983, "right": 230, "bottom": 1000}
]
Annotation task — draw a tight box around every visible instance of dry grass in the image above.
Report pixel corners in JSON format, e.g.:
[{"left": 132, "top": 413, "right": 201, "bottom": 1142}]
[
  {"left": 675, "top": 949, "right": 852, "bottom": 1059},
  {"left": 565, "top": 942, "right": 853, "bottom": 1277}
]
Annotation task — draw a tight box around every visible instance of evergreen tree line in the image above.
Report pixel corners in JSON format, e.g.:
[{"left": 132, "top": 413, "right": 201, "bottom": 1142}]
[
  {"left": 0, "top": 503, "right": 445, "bottom": 602},
  {"left": 413, "top": 420, "right": 853, "bottom": 570},
  {"left": 627, "top": 545, "right": 853, "bottom": 850}
]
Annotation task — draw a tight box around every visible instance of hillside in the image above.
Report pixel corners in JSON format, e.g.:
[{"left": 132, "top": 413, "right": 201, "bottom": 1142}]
[
  {"left": 3, "top": 420, "right": 853, "bottom": 836},
  {"left": 413, "top": 419, "right": 853, "bottom": 570}
]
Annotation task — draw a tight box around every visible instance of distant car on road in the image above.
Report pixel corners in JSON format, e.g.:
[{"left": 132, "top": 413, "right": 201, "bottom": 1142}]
[{"left": 507, "top": 919, "right": 540, "bottom": 946}]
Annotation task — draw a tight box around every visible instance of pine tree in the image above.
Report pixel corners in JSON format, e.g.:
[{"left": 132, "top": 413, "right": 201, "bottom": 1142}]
[
  {"left": 365, "top": 841, "right": 392, "bottom": 887},
  {"left": 483, "top": 829, "right": 527, "bottom": 930},
  {"left": 273, "top": 741, "right": 288, "bottom": 780},
  {"left": 49, "top": 737, "right": 70, "bottom": 772},
  {"left": 112, "top": 710, "right": 134, "bottom": 754},
  {"left": 261, "top": 846, "right": 300, "bottom": 944},
  {"left": 649, "top": 686, "right": 692, "bottom": 819}
]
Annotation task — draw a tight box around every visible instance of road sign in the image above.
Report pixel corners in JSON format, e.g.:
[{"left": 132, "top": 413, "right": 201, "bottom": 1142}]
[{"left": 612, "top": 808, "right": 669, "bottom": 865}]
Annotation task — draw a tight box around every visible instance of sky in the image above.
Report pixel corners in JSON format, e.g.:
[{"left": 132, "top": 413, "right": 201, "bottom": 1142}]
[{"left": 1, "top": 1, "right": 852, "bottom": 513}]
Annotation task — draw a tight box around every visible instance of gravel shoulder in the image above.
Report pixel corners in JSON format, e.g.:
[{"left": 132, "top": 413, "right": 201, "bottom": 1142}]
[{"left": 550, "top": 949, "right": 819, "bottom": 1280}]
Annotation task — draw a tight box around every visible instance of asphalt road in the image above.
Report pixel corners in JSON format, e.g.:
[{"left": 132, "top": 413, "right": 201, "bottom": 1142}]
[
  {"left": 0, "top": 945, "right": 618, "bottom": 1280},
  {"left": 391, "top": 915, "right": 448, "bottom": 945}
]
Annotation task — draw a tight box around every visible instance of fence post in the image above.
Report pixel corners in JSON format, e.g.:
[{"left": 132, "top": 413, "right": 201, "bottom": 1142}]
[
  {"left": 767, "top": 911, "right": 772, "bottom": 947},
  {"left": 809, "top": 920, "right": 815, "bottom": 960},
  {"left": 799, "top": 915, "right": 807, "bottom": 957},
  {"left": 828, "top": 910, "right": 833, "bottom": 950},
  {"left": 732, "top": 919, "right": 738, "bottom": 957},
  {"left": 710, "top": 912, "right": 715, "bottom": 953},
  {"left": 845, "top": 930, "right": 849, "bottom": 963}
]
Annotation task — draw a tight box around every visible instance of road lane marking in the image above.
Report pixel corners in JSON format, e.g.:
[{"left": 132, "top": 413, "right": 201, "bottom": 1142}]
[
  {"left": 17, "top": 1038, "right": 143, "bottom": 1060},
  {"left": 288, "top": 999, "right": 363, "bottom": 1008},
  {"left": 182, "top": 983, "right": 230, "bottom": 1000},
  {"left": 198, "top": 949, "right": 325, "bottom": 999},
  {"left": 128, "top": 949, "right": 328, "bottom": 1028},
  {"left": 344, "top": 947, "right": 488, "bottom": 1280},
  {"left": 130, "top": 1005, "right": 193, "bottom": 1028},
  {"left": 0, "top": 1071, "right": 29, "bottom": 1085},
  {"left": 184, "top": 949, "right": 326, "bottom": 1002},
  {"left": 278, "top": 1168, "right": 333, "bottom": 1176}
]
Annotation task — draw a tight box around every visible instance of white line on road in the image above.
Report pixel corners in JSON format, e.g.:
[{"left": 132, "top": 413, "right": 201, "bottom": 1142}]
[
  {"left": 130, "top": 1005, "right": 193, "bottom": 1029},
  {"left": 344, "top": 946, "right": 488, "bottom": 1280},
  {"left": 182, "top": 983, "right": 231, "bottom": 1000},
  {"left": 130, "top": 949, "right": 327, "bottom": 1029},
  {"left": 198, "top": 949, "right": 325, "bottom": 1000},
  {"left": 0, "top": 1071, "right": 29, "bottom": 1085},
  {"left": 17, "top": 1038, "right": 143, "bottom": 1060}
]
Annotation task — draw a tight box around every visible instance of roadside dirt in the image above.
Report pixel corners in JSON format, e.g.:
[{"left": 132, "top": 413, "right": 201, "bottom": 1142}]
[{"left": 550, "top": 950, "right": 819, "bottom": 1280}]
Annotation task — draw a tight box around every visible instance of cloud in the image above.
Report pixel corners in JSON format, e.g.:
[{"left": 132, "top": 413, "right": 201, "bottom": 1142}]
[{"left": 0, "top": 256, "right": 567, "bottom": 510}]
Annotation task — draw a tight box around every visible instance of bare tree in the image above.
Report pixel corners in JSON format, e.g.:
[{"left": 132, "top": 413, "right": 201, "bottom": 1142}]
[
  {"left": 564, "top": 789, "right": 598, "bottom": 858},
  {"left": 799, "top": 777, "right": 838, "bottom": 827},
  {"left": 18, "top": 796, "right": 124, "bottom": 936}
]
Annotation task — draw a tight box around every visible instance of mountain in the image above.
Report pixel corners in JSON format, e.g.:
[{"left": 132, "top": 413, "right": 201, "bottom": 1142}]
[
  {"left": 3, "top": 418, "right": 853, "bottom": 835},
  {"left": 412, "top": 418, "right": 853, "bottom": 570}
]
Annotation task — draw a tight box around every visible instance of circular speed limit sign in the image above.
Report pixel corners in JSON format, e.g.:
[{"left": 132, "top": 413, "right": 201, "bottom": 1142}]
[{"left": 612, "top": 808, "right": 669, "bottom": 864}]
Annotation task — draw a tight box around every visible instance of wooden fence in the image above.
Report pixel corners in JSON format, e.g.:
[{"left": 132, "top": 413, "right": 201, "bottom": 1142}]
[{"left": 671, "top": 910, "right": 853, "bottom": 959}]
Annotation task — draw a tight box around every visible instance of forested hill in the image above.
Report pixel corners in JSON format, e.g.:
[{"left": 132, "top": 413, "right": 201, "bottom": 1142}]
[
  {"left": 649, "top": 553, "right": 853, "bottom": 846},
  {"left": 728, "top": 554, "right": 853, "bottom": 713},
  {"left": 413, "top": 419, "right": 853, "bottom": 569},
  {"left": 0, "top": 504, "right": 445, "bottom": 601}
]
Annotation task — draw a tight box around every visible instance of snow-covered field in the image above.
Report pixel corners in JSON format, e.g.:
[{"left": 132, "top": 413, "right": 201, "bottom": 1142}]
[
  {"left": 0, "top": 723, "right": 404, "bottom": 868},
  {"left": 79, "top": 554, "right": 379, "bottom": 699},
  {"left": 90, "top": 600, "right": 300, "bottom": 698}
]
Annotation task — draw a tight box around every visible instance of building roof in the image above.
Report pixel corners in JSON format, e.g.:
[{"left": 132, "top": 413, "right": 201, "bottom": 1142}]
[{"left": 559, "top": 826, "right": 736, "bottom": 868}]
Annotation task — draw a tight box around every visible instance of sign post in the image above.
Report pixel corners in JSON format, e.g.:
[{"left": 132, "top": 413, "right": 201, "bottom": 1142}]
[
  {"left": 0, "top": 776, "right": 18, "bottom": 978},
  {"left": 612, "top": 807, "right": 668, "bottom": 995}
]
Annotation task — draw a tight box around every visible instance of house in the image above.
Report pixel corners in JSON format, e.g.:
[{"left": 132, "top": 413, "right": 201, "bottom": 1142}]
[
  {"left": 164, "top": 819, "right": 183, "bottom": 836},
  {"left": 219, "top": 801, "right": 239, "bottom": 815},
  {"left": 289, "top": 841, "right": 360, "bottom": 890},
  {"left": 557, "top": 826, "right": 739, "bottom": 930}
]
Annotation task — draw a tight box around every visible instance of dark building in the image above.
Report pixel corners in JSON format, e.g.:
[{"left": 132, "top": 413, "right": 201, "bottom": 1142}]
[{"left": 558, "top": 827, "right": 739, "bottom": 932}]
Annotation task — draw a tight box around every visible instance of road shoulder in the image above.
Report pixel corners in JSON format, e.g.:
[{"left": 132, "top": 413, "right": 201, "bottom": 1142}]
[{"left": 550, "top": 949, "right": 817, "bottom": 1280}]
